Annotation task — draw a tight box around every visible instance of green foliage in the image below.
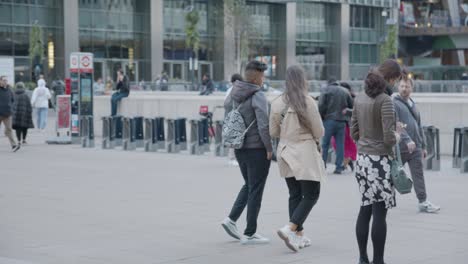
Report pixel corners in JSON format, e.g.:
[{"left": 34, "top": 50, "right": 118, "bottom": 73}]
[
  {"left": 185, "top": 9, "right": 200, "bottom": 57},
  {"left": 29, "top": 24, "right": 44, "bottom": 64},
  {"left": 380, "top": 24, "right": 398, "bottom": 63}
]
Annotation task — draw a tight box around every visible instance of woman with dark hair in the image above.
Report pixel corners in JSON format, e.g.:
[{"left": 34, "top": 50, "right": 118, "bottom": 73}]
[
  {"left": 270, "top": 65, "right": 325, "bottom": 252},
  {"left": 351, "top": 64, "right": 401, "bottom": 264},
  {"left": 378, "top": 59, "right": 403, "bottom": 95},
  {"left": 12, "top": 82, "right": 34, "bottom": 144}
]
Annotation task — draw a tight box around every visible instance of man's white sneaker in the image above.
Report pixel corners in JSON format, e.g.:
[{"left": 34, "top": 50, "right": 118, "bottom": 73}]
[
  {"left": 221, "top": 217, "right": 241, "bottom": 240},
  {"left": 277, "top": 225, "right": 300, "bottom": 252},
  {"left": 240, "top": 233, "right": 270, "bottom": 245},
  {"left": 298, "top": 235, "right": 312, "bottom": 249},
  {"left": 419, "top": 201, "right": 441, "bottom": 213}
]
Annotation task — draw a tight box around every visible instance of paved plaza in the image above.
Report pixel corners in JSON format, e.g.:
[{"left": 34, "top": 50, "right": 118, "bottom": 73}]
[{"left": 1, "top": 129, "right": 467, "bottom": 264}]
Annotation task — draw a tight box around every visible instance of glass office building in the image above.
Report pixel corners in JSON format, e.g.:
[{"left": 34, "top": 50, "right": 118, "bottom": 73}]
[{"left": 0, "top": 0, "right": 397, "bottom": 84}]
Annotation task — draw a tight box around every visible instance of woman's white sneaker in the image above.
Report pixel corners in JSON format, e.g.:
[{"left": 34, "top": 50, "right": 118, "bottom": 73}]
[
  {"left": 277, "top": 225, "right": 300, "bottom": 252},
  {"left": 221, "top": 217, "right": 241, "bottom": 240},
  {"left": 298, "top": 235, "right": 312, "bottom": 249},
  {"left": 240, "top": 233, "right": 270, "bottom": 245}
]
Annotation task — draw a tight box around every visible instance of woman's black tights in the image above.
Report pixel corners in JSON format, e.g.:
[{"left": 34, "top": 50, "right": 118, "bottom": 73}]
[{"left": 356, "top": 201, "right": 388, "bottom": 264}]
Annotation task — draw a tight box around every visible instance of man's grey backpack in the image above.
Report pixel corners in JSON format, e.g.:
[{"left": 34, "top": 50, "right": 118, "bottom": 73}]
[{"left": 222, "top": 100, "right": 256, "bottom": 149}]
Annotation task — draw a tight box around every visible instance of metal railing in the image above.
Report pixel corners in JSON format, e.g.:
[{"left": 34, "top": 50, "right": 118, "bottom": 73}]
[{"left": 119, "top": 80, "right": 468, "bottom": 94}]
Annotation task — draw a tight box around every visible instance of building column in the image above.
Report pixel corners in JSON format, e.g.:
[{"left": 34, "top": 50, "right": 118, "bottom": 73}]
[
  {"left": 286, "top": 2, "right": 296, "bottom": 68},
  {"left": 151, "top": 0, "right": 164, "bottom": 80},
  {"left": 63, "top": 0, "right": 79, "bottom": 78},
  {"left": 340, "top": 3, "right": 350, "bottom": 80}
]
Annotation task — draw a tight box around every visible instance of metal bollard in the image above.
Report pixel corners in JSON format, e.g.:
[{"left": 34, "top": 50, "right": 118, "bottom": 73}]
[
  {"left": 155, "top": 117, "right": 166, "bottom": 149},
  {"left": 166, "top": 119, "right": 179, "bottom": 153},
  {"left": 214, "top": 121, "right": 228, "bottom": 157},
  {"left": 80, "top": 115, "right": 94, "bottom": 148},
  {"left": 461, "top": 127, "right": 468, "bottom": 173},
  {"left": 122, "top": 117, "right": 136, "bottom": 150},
  {"left": 190, "top": 120, "right": 202, "bottom": 155},
  {"left": 144, "top": 118, "right": 157, "bottom": 152},
  {"left": 453, "top": 127, "right": 463, "bottom": 168},
  {"left": 112, "top": 115, "right": 123, "bottom": 147},
  {"left": 102, "top": 116, "right": 114, "bottom": 149},
  {"left": 423, "top": 126, "right": 440, "bottom": 171},
  {"left": 134, "top": 116, "right": 144, "bottom": 148},
  {"left": 176, "top": 118, "right": 187, "bottom": 151},
  {"left": 200, "top": 118, "right": 210, "bottom": 152}
]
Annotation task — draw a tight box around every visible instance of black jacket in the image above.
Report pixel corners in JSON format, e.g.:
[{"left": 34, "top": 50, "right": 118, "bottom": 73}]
[
  {"left": 318, "top": 83, "right": 353, "bottom": 122},
  {"left": 0, "top": 85, "right": 14, "bottom": 117},
  {"left": 116, "top": 76, "right": 130, "bottom": 94},
  {"left": 12, "top": 88, "right": 34, "bottom": 129}
]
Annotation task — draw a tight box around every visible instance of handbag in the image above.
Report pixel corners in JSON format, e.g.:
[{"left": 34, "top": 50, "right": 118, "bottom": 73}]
[{"left": 391, "top": 142, "right": 413, "bottom": 194}]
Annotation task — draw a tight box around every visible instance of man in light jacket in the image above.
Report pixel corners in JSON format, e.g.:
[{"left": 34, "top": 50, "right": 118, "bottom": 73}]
[
  {"left": 393, "top": 77, "right": 440, "bottom": 213},
  {"left": 221, "top": 61, "right": 273, "bottom": 245},
  {"left": 0, "top": 76, "right": 20, "bottom": 152}
]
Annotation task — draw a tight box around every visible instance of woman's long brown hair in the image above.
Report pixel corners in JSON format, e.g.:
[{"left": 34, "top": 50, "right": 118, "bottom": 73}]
[{"left": 283, "top": 65, "right": 314, "bottom": 132}]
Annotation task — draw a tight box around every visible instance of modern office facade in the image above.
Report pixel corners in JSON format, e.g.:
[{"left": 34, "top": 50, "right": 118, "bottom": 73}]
[
  {"left": 0, "top": 0, "right": 397, "bottom": 84},
  {"left": 399, "top": 0, "right": 468, "bottom": 80}
]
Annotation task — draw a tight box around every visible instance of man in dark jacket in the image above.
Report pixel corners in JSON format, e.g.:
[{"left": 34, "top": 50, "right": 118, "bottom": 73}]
[
  {"left": 394, "top": 77, "right": 440, "bottom": 213},
  {"left": 110, "top": 69, "right": 130, "bottom": 116},
  {"left": 0, "top": 76, "right": 20, "bottom": 152},
  {"left": 221, "top": 61, "right": 272, "bottom": 245},
  {"left": 319, "top": 81, "right": 353, "bottom": 174},
  {"left": 199, "top": 74, "right": 214, "bottom": 96}
]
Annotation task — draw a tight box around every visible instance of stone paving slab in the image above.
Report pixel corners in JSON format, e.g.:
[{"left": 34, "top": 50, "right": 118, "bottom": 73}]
[{"left": 0, "top": 129, "right": 467, "bottom": 264}]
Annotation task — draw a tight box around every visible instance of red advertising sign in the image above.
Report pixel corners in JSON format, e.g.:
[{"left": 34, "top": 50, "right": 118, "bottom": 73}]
[{"left": 57, "top": 95, "right": 71, "bottom": 129}]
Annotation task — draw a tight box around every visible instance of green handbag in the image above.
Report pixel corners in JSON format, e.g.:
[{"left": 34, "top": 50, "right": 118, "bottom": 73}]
[{"left": 391, "top": 143, "right": 413, "bottom": 194}]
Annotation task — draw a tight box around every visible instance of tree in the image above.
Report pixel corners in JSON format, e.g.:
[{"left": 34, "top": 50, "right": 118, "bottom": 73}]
[
  {"left": 379, "top": 24, "right": 398, "bottom": 63},
  {"left": 185, "top": 7, "right": 200, "bottom": 59},
  {"left": 29, "top": 22, "right": 44, "bottom": 66},
  {"left": 225, "top": 0, "right": 252, "bottom": 73}
]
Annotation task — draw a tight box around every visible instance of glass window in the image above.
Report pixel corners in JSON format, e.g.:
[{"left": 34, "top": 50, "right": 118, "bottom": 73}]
[
  {"left": 106, "top": 31, "right": 121, "bottom": 58},
  {"left": 0, "top": 4, "right": 11, "bottom": 24},
  {"left": 79, "top": 29, "right": 92, "bottom": 53},
  {"left": 12, "top": 26, "right": 29, "bottom": 56},
  {"left": 13, "top": 4, "right": 29, "bottom": 25},
  {"left": 0, "top": 26, "right": 12, "bottom": 55}
]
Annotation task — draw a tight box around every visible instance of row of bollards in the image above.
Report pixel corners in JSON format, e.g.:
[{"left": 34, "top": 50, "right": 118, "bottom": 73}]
[
  {"left": 98, "top": 115, "right": 227, "bottom": 157},
  {"left": 453, "top": 127, "right": 468, "bottom": 173}
]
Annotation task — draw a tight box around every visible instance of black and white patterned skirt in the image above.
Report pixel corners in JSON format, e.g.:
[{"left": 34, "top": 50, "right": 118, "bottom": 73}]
[{"left": 355, "top": 154, "right": 396, "bottom": 209}]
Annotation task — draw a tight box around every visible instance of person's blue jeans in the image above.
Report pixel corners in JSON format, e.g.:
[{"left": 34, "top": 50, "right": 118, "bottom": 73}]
[
  {"left": 322, "top": 119, "right": 346, "bottom": 171},
  {"left": 111, "top": 92, "right": 129, "bottom": 116},
  {"left": 36, "top": 107, "right": 48, "bottom": 130}
]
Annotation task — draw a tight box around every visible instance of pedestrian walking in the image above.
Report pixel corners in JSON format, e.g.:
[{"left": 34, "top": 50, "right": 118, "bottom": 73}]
[
  {"left": 319, "top": 80, "right": 353, "bottom": 174},
  {"left": 12, "top": 82, "right": 34, "bottom": 145},
  {"left": 351, "top": 60, "right": 402, "bottom": 264},
  {"left": 0, "top": 76, "right": 20, "bottom": 152},
  {"left": 393, "top": 75, "right": 440, "bottom": 213},
  {"left": 225, "top": 73, "right": 244, "bottom": 167},
  {"left": 221, "top": 61, "right": 273, "bottom": 245},
  {"left": 270, "top": 65, "right": 325, "bottom": 252},
  {"left": 110, "top": 69, "right": 130, "bottom": 116},
  {"left": 31, "top": 79, "right": 51, "bottom": 130},
  {"left": 331, "top": 82, "right": 357, "bottom": 171}
]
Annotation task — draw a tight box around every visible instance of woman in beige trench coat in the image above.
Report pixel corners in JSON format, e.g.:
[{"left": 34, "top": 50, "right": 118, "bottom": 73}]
[{"left": 270, "top": 65, "right": 325, "bottom": 252}]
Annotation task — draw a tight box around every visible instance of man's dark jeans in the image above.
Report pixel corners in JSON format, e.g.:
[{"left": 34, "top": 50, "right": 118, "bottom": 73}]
[
  {"left": 111, "top": 92, "right": 129, "bottom": 116},
  {"left": 322, "top": 119, "right": 346, "bottom": 171},
  {"left": 229, "top": 148, "right": 271, "bottom": 236}
]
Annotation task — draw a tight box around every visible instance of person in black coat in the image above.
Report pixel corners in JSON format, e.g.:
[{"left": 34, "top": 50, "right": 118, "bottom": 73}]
[{"left": 12, "top": 82, "right": 34, "bottom": 144}]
